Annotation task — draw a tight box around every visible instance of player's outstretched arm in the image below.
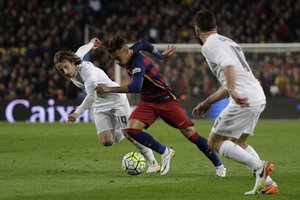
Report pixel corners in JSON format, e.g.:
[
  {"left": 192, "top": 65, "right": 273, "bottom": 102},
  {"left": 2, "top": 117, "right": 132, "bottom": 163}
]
[
  {"left": 68, "top": 113, "right": 78, "bottom": 122},
  {"left": 192, "top": 100, "right": 211, "bottom": 118},
  {"left": 96, "top": 66, "right": 144, "bottom": 94},
  {"left": 90, "top": 38, "right": 102, "bottom": 49},
  {"left": 192, "top": 86, "right": 228, "bottom": 118},
  {"left": 151, "top": 44, "right": 176, "bottom": 59},
  {"left": 135, "top": 39, "right": 175, "bottom": 59},
  {"left": 68, "top": 84, "right": 96, "bottom": 122},
  {"left": 96, "top": 84, "right": 129, "bottom": 94},
  {"left": 76, "top": 38, "right": 102, "bottom": 58},
  {"left": 161, "top": 45, "right": 176, "bottom": 58}
]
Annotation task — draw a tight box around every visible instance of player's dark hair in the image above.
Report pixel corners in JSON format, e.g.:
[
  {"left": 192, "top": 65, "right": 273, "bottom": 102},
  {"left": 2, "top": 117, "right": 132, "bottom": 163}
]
[
  {"left": 194, "top": 9, "right": 217, "bottom": 32},
  {"left": 108, "top": 35, "right": 127, "bottom": 54},
  {"left": 53, "top": 51, "right": 82, "bottom": 66}
]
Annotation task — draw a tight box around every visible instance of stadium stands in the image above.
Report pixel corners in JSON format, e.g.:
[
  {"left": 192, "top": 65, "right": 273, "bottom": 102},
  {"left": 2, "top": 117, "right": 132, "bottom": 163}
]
[{"left": 1, "top": 0, "right": 299, "bottom": 100}]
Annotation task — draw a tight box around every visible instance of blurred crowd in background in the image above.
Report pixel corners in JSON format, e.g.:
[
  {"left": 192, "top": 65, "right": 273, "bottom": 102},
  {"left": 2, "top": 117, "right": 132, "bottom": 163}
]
[{"left": 0, "top": 0, "right": 300, "bottom": 101}]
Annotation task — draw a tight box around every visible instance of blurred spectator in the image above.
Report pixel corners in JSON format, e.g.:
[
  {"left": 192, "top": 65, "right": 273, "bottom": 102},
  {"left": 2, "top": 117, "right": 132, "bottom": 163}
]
[{"left": 0, "top": 0, "right": 300, "bottom": 101}]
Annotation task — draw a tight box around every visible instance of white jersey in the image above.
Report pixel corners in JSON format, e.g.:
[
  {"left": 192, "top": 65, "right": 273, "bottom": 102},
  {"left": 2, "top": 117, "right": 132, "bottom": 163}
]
[
  {"left": 71, "top": 43, "right": 127, "bottom": 115},
  {"left": 201, "top": 33, "right": 266, "bottom": 106}
]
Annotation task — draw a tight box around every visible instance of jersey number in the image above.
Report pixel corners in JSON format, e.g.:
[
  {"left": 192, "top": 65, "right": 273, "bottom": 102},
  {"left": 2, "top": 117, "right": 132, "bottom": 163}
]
[
  {"left": 117, "top": 116, "right": 127, "bottom": 125},
  {"left": 231, "top": 46, "right": 251, "bottom": 72}
]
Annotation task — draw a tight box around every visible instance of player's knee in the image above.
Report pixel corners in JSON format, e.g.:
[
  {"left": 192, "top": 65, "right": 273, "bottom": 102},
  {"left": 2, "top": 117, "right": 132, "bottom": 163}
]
[
  {"left": 207, "top": 137, "right": 215, "bottom": 149},
  {"left": 98, "top": 133, "right": 114, "bottom": 146},
  {"left": 207, "top": 135, "right": 220, "bottom": 151},
  {"left": 231, "top": 138, "right": 247, "bottom": 148},
  {"left": 100, "top": 139, "right": 114, "bottom": 146},
  {"left": 180, "top": 126, "right": 196, "bottom": 138},
  {"left": 125, "top": 128, "right": 141, "bottom": 137}
]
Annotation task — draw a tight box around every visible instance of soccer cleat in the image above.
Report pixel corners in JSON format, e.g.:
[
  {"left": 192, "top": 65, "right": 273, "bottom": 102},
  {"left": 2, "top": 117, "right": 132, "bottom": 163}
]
[
  {"left": 261, "top": 182, "right": 278, "bottom": 194},
  {"left": 146, "top": 161, "right": 160, "bottom": 173},
  {"left": 160, "top": 148, "right": 175, "bottom": 176},
  {"left": 244, "top": 161, "right": 273, "bottom": 195},
  {"left": 215, "top": 164, "right": 226, "bottom": 177}
]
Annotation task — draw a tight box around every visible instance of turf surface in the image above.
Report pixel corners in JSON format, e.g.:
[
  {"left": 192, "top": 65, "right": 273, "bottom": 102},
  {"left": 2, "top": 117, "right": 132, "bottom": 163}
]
[{"left": 0, "top": 120, "right": 299, "bottom": 200}]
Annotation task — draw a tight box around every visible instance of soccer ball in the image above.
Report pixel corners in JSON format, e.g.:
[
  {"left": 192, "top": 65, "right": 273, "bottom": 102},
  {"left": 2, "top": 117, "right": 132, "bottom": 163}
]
[{"left": 122, "top": 152, "right": 146, "bottom": 175}]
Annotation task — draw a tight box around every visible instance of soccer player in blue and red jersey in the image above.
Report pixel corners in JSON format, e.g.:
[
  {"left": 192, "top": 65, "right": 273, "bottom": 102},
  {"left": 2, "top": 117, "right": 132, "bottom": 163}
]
[{"left": 96, "top": 35, "right": 226, "bottom": 176}]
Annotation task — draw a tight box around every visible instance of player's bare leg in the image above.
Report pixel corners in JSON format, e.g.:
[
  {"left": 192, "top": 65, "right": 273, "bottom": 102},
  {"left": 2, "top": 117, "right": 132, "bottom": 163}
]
[{"left": 98, "top": 130, "right": 116, "bottom": 146}]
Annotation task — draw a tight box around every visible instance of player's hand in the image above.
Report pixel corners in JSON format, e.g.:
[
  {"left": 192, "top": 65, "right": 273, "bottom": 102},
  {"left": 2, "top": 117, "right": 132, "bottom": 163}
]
[
  {"left": 192, "top": 100, "right": 211, "bottom": 118},
  {"left": 229, "top": 90, "right": 249, "bottom": 107},
  {"left": 95, "top": 84, "right": 110, "bottom": 94},
  {"left": 162, "top": 45, "right": 176, "bottom": 58},
  {"left": 68, "top": 112, "right": 78, "bottom": 122},
  {"left": 90, "top": 38, "right": 102, "bottom": 49}
]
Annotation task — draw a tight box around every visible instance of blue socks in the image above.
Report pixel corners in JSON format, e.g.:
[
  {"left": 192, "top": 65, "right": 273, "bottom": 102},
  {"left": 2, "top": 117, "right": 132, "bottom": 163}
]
[
  {"left": 189, "top": 132, "right": 223, "bottom": 167},
  {"left": 126, "top": 128, "right": 166, "bottom": 154},
  {"left": 127, "top": 128, "right": 223, "bottom": 167}
]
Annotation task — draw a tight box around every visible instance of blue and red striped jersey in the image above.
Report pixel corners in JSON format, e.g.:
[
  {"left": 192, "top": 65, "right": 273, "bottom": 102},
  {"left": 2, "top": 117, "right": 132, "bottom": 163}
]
[{"left": 126, "top": 40, "right": 177, "bottom": 102}]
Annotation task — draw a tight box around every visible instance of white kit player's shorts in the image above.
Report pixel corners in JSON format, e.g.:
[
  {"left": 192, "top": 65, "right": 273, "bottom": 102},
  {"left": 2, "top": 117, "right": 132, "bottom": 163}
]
[
  {"left": 212, "top": 104, "right": 265, "bottom": 139},
  {"left": 93, "top": 98, "right": 131, "bottom": 134}
]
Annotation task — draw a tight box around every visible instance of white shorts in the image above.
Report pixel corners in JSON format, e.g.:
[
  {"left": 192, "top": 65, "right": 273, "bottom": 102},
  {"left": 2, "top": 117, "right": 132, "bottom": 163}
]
[
  {"left": 94, "top": 98, "right": 131, "bottom": 134},
  {"left": 212, "top": 104, "right": 265, "bottom": 139}
]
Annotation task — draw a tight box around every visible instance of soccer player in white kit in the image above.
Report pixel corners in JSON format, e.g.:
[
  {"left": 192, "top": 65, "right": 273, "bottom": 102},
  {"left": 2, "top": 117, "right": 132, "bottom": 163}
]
[
  {"left": 192, "top": 10, "right": 278, "bottom": 195},
  {"left": 53, "top": 38, "right": 160, "bottom": 173}
]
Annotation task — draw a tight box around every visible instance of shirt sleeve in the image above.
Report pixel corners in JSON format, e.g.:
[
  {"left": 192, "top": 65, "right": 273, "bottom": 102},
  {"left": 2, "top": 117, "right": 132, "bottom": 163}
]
[
  {"left": 131, "top": 39, "right": 154, "bottom": 53},
  {"left": 202, "top": 42, "right": 235, "bottom": 68},
  {"left": 75, "top": 42, "right": 94, "bottom": 59},
  {"left": 74, "top": 82, "right": 96, "bottom": 115},
  {"left": 127, "top": 58, "right": 146, "bottom": 93}
]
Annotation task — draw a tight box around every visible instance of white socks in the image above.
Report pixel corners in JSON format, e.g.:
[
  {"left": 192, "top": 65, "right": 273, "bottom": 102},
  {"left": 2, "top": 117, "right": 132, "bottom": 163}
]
[
  {"left": 244, "top": 145, "right": 260, "bottom": 159},
  {"left": 245, "top": 145, "right": 274, "bottom": 186},
  {"left": 114, "top": 130, "right": 125, "bottom": 143},
  {"left": 219, "top": 140, "right": 262, "bottom": 170},
  {"left": 133, "top": 141, "right": 157, "bottom": 164}
]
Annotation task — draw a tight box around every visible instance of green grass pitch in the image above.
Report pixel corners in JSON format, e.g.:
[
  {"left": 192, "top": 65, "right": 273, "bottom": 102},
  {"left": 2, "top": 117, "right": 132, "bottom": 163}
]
[{"left": 0, "top": 120, "right": 299, "bottom": 200}]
